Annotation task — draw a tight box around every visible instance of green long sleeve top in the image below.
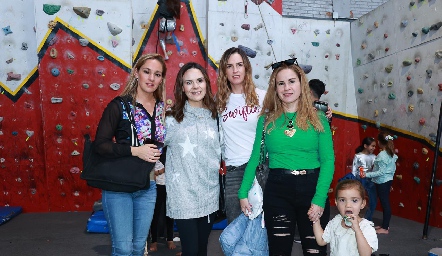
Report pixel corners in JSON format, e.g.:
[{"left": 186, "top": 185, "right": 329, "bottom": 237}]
[{"left": 238, "top": 112, "right": 335, "bottom": 208}]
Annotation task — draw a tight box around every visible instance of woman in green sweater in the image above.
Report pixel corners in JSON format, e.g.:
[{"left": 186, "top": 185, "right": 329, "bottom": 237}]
[{"left": 238, "top": 59, "right": 335, "bottom": 256}]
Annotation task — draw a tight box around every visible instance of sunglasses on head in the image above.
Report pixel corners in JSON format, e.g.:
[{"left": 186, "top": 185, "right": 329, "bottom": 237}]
[{"left": 271, "top": 58, "right": 299, "bottom": 70}]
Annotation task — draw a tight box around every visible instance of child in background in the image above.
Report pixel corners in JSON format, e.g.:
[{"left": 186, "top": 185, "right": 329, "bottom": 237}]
[
  {"left": 313, "top": 180, "right": 378, "bottom": 256},
  {"left": 363, "top": 132, "right": 398, "bottom": 234},
  {"left": 351, "top": 137, "right": 377, "bottom": 221}
]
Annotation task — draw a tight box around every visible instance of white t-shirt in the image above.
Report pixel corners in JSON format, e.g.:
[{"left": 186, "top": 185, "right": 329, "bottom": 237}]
[
  {"left": 351, "top": 153, "right": 376, "bottom": 178},
  {"left": 221, "top": 88, "right": 266, "bottom": 167},
  {"left": 323, "top": 214, "right": 378, "bottom": 256}
]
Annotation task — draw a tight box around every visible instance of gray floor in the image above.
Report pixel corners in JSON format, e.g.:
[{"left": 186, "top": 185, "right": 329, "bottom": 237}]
[{"left": 0, "top": 207, "right": 441, "bottom": 256}]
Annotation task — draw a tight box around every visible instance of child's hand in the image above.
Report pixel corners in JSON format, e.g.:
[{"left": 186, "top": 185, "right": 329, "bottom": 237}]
[{"left": 347, "top": 214, "right": 361, "bottom": 231}]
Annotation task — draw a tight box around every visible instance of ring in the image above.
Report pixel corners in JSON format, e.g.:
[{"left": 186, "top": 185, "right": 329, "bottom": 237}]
[{"left": 154, "top": 153, "right": 157, "bottom": 157}]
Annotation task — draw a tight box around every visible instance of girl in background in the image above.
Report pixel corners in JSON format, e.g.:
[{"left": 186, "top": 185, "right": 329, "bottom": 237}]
[
  {"left": 313, "top": 179, "right": 378, "bottom": 256},
  {"left": 363, "top": 132, "right": 398, "bottom": 234},
  {"left": 351, "top": 137, "right": 377, "bottom": 221}
]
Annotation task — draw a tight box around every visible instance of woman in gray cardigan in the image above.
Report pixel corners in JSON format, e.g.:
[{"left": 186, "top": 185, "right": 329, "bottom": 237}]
[{"left": 164, "top": 62, "right": 221, "bottom": 256}]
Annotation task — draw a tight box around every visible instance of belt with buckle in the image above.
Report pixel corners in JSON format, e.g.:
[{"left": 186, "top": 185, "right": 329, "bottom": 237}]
[{"left": 272, "top": 168, "right": 319, "bottom": 176}]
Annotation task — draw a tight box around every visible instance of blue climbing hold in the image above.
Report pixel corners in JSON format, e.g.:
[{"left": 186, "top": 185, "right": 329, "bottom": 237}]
[
  {"left": 51, "top": 68, "right": 60, "bottom": 77},
  {"left": 238, "top": 45, "right": 256, "bottom": 58},
  {"left": 2, "top": 25, "right": 12, "bottom": 35}
]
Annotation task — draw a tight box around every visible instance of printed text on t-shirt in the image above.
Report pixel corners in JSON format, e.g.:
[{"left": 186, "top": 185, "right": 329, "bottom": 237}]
[{"left": 222, "top": 105, "right": 261, "bottom": 122}]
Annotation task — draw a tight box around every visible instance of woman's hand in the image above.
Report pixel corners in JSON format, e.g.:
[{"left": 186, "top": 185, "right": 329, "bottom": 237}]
[
  {"left": 131, "top": 144, "right": 161, "bottom": 163},
  {"left": 240, "top": 198, "right": 252, "bottom": 216},
  {"left": 325, "top": 106, "right": 333, "bottom": 119},
  {"left": 307, "top": 203, "right": 324, "bottom": 223}
]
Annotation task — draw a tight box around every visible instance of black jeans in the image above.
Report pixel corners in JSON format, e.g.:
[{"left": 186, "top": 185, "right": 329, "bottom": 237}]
[
  {"left": 263, "top": 169, "right": 327, "bottom": 256},
  {"left": 225, "top": 164, "right": 247, "bottom": 224},
  {"left": 175, "top": 213, "right": 215, "bottom": 256},
  {"left": 376, "top": 180, "right": 393, "bottom": 229},
  {"left": 150, "top": 184, "right": 174, "bottom": 242}
]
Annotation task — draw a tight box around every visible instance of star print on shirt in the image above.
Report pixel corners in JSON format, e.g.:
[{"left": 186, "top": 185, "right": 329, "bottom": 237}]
[
  {"left": 202, "top": 129, "right": 215, "bottom": 139},
  {"left": 165, "top": 117, "right": 175, "bottom": 128},
  {"left": 179, "top": 135, "right": 197, "bottom": 158}
]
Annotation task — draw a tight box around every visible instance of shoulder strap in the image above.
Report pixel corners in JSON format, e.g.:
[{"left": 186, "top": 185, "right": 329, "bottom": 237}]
[
  {"left": 259, "top": 115, "right": 268, "bottom": 164},
  {"left": 117, "top": 96, "right": 141, "bottom": 147}
]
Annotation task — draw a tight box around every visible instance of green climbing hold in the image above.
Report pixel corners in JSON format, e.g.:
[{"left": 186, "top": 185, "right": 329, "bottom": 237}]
[
  {"left": 56, "top": 124, "right": 63, "bottom": 131},
  {"left": 358, "top": 88, "right": 364, "bottom": 93},
  {"left": 43, "top": 4, "right": 61, "bottom": 15},
  {"left": 402, "top": 60, "right": 412, "bottom": 66},
  {"left": 356, "top": 59, "right": 361, "bottom": 65},
  {"left": 67, "top": 69, "right": 74, "bottom": 74},
  {"left": 422, "top": 27, "right": 430, "bottom": 34},
  {"left": 388, "top": 93, "right": 396, "bottom": 99},
  {"left": 311, "top": 42, "right": 319, "bottom": 47},
  {"left": 385, "top": 64, "right": 393, "bottom": 73}
]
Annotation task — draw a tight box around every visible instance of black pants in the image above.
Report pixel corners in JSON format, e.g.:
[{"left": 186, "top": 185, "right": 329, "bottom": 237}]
[
  {"left": 175, "top": 213, "right": 215, "bottom": 256},
  {"left": 376, "top": 180, "right": 392, "bottom": 229},
  {"left": 150, "top": 184, "right": 174, "bottom": 242},
  {"left": 263, "top": 169, "right": 328, "bottom": 256},
  {"left": 225, "top": 164, "right": 247, "bottom": 224}
]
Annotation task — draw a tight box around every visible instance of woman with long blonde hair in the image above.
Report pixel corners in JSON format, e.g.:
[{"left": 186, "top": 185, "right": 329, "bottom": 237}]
[{"left": 238, "top": 61, "right": 335, "bottom": 256}]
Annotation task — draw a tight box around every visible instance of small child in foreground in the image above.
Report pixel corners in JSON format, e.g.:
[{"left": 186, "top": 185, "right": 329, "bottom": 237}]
[{"left": 313, "top": 180, "right": 378, "bottom": 256}]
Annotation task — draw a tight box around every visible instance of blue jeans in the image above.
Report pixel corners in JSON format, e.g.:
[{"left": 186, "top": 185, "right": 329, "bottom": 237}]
[
  {"left": 363, "top": 179, "right": 377, "bottom": 221},
  {"left": 376, "top": 180, "right": 392, "bottom": 229},
  {"left": 219, "top": 213, "right": 268, "bottom": 256},
  {"left": 102, "top": 181, "right": 157, "bottom": 256}
]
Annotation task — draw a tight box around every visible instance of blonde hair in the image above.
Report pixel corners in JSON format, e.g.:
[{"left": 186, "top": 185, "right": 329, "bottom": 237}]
[
  {"left": 216, "top": 47, "right": 259, "bottom": 112},
  {"left": 261, "top": 64, "right": 324, "bottom": 133},
  {"left": 121, "top": 53, "right": 167, "bottom": 105}
]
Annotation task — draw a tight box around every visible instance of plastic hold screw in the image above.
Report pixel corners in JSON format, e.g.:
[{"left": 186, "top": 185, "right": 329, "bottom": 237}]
[
  {"left": 385, "top": 64, "right": 393, "bottom": 73},
  {"left": 43, "top": 4, "right": 61, "bottom": 15},
  {"left": 413, "top": 176, "right": 420, "bottom": 183},
  {"left": 79, "top": 38, "right": 89, "bottom": 46},
  {"left": 107, "top": 22, "right": 122, "bottom": 36},
  {"left": 419, "top": 118, "right": 425, "bottom": 125},
  {"left": 73, "top": 7, "right": 91, "bottom": 18},
  {"left": 51, "top": 68, "right": 60, "bottom": 77},
  {"left": 422, "top": 27, "right": 430, "bottom": 34},
  {"left": 51, "top": 97, "right": 63, "bottom": 103},
  {"left": 110, "top": 83, "right": 120, "bottom": 91},
  {"left": 55, "top": 124, "right": 62, "bottom": 131},
  {"left": 2, "top": 25, "right": 12, "bottom": 35},
  {"left": 21, "top": 43, "right": 28, "bottom": 50}
]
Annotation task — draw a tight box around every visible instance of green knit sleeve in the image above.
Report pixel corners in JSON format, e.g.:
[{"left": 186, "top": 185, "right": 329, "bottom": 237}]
[
  {"left": 238, "top": 116, "right": 265, "bottom": 199},
  {"left": 312, "top": 113, "right": 335, "bottom": 208}
]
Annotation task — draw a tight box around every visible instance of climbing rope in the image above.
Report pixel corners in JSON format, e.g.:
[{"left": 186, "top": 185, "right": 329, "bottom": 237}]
[{"left": 258, "top": 4, "right": 277, "bottom": 63}]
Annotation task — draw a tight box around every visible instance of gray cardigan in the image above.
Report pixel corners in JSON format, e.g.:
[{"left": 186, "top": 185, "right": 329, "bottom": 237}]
[{"left": 164, "top": 102, "right": 221, "bottom": 219}]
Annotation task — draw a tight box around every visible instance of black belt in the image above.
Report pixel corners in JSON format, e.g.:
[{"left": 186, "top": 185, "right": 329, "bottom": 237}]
[{"left": 271, "top": 168, "right": 319, "bottom": 176}]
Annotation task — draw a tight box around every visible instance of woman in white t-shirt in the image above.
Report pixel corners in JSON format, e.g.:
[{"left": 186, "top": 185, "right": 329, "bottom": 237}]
[{"left": 216, "top": 47, "right": 266, "bottom": 223}]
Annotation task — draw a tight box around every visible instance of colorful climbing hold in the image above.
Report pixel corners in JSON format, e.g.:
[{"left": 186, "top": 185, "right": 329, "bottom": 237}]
[
  {"left": 2, "top": 25, "right": 12, "bottom": 35},
  {"left": 241, "top": 24, "right": 250, "bottom": 30},
  {"left": 413, "top": 176, "right": 420, "bottom": 183},
  {"left": 419, "top": 118, "right": 425, "bottom": 125},
  {"left": 401, "top": 20, "right": 408, "bottom": 27},
  {"left": 408, "top": 104, "right": 414, "bottom": 112},
  {"left": 422, "top": 27, "right": 430, "bottom": 34},
  {"left": 312, "top": 42, "right": 319, "bottom": 47},
  {"left": 56, "top": 124, "right": 63, "bottom": 131},
  {"left": 412, "top": 31, "right": 418, "bottom": 37},
  {"left": 422, "top": 148, "right": 428, "bottom": 155},
  {"left": 43, "top": 4, "right": 61, "bottom": 15},
  {"left": 358, "top": 88, "right": 364, "bottom": 93},
  {"left": 385, "top": 64, "right": 393, "bottom": 73},
  {"left": 408, "top": 90, "right": 414, "bottom": 97},
  {"left": 356, "top": 59, "right": 361, "bottom": 65},
  {"left": 96, "top": 9, "right": 105, "bottom": 16},
  {"left": 73, "top": 7, "right": 91, "bottom": 19},
  {"left": 426, "top": 69, "right": 432, "bottom": 78},
  {"left": 51, "top": 68, "right": 60, "bottom": 77},
  {"left": 97, "top": 55, "right": 104, "bottom": 61},
  {"left": 361, "top": 125, "right": 367, "bottom": 131},
  {"left": 403, "top": 60, "right": 412, "bottom": 66},
  {"left": 50, "top": 48, "right": 58, "bottom": 58},
  {"left": 107, "top": 22, "right": 122, "bottom": 36},
  {"left": 79, "top": 38, "right": 89, "bottom": 46},
  {"left": 238, "top": 45, "right": 256, "bottom": 58}
]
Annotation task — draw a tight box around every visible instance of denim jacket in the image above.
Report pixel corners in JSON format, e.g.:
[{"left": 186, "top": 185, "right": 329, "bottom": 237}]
[{"left": 365, "top": 150, "right": 398, "bottom": 184}]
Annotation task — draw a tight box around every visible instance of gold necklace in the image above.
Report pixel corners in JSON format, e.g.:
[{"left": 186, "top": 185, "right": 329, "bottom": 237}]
[{"left": 284, "top": 113, "right": 296, "bottom": 137}]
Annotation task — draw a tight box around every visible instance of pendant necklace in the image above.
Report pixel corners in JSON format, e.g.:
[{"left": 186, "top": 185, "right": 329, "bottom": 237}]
[{"left": 284, "top": 113, "right": 296, "bottom": 137}]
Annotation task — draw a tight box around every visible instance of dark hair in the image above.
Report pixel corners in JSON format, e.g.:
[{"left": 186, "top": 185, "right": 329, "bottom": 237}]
[
  {"left": 378, "top": 131, "right": 395, "bottom": 157},
  {"left": 308, "top": 79, "right": 326, "bottom": 100},
  {"left": 335, "top": 179, "right": 366, "bottom": 200},
  {"left": 355, "top": 137, "right": 376, "bottom": 154},
  {"left": 166, "top": 62, "right": 217, "bottom": 123}
]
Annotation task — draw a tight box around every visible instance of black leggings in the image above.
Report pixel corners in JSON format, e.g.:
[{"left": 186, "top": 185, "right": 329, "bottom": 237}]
[
  {"left": 175, "top": 213, "right": 215, "bottom": 256},
  {"left": 263, "top": 170, "right": 328, "bottom": 256},
  {"left": 150, "top": 184, "right": 174, "bottom": 242}
]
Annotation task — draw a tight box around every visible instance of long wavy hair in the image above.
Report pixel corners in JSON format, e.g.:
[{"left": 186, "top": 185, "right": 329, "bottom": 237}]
[
  {"left": 216, "top": 47, "right": 259, "bottom": 112},
  {"left": 166, "top": 62, "right": 217, "bottom": 123},
  {"left": 121, "top": 53, "right": 167, "bottom": 105},
  {"left": 378, "top": 131, "right": 395, "bottom": 157},
  {"left": 261, "top": 64, "right": 323, "bottom": 133}
]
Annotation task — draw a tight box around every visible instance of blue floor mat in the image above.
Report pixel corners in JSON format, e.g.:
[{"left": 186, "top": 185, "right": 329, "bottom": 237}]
[
  {"left": 86, "top": 210, "right": 109, "bottom": 233},
  {"left": 0, "top": 206, "right": 23, "bottom": 225}
]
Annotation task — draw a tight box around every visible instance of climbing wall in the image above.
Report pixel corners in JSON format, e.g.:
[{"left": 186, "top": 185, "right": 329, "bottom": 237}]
[{"left": 351, "top": 0, "right": 442, "bottom": 226}]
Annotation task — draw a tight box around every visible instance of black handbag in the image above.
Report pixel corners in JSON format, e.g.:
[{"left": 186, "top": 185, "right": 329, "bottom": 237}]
[
  {"left": 81, "top": 97, "right": 155, "bottom": 192},
  {"left": 255, "top": 116, "right": 269, "bottom": 190}
]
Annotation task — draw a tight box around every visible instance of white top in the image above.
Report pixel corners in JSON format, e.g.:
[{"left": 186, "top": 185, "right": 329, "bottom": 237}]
[
  {"left": 351, "top": 153, "right": 375, "bottom": 178},
  {"left": 221, "top": 88, "right": 266, "bottom": 166},
  {"left": 154, "top": 161, "right": 165, "bottom": 185},
  {"left": 323, "top": 214, "right": 378, "bottom": 256}
]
